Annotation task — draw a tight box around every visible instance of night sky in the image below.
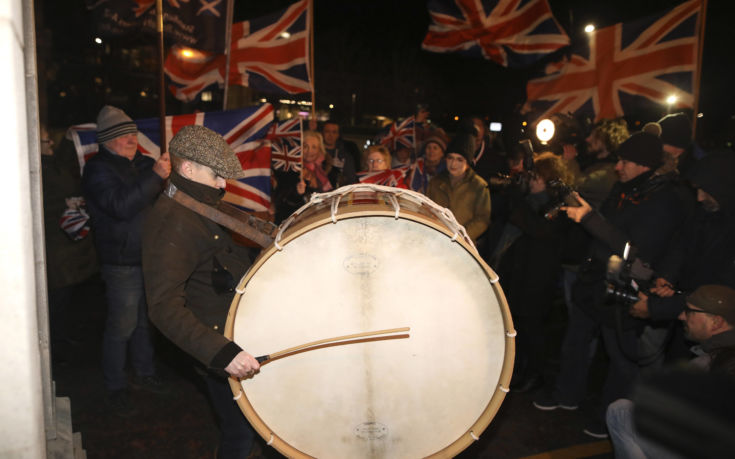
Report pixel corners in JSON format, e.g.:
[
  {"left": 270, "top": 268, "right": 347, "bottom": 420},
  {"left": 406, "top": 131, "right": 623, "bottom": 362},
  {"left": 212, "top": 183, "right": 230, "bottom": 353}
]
[{"left": 36, "top": 0, "right": 734, "bottom": 145}]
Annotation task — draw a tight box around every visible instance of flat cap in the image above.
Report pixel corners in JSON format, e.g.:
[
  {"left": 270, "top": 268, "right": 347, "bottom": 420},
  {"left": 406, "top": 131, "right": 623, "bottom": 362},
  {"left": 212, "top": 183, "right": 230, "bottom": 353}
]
[
  {"left": 687, "top": 285, "right": 735, "bottom": 325},
  {"left": 169, "top": 125, "right": 245, "bottom": 179}
]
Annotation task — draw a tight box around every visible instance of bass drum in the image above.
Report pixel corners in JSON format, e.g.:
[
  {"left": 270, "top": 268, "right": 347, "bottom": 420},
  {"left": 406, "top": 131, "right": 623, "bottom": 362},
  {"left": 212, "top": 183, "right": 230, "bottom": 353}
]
[{"left": 225, "top": 184, "right": 515, "bottom": 458}]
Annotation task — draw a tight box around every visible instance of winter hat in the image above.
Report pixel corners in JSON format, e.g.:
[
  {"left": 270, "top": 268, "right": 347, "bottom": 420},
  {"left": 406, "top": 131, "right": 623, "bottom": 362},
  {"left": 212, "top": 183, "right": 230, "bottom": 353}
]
[
  {"left": 446, "top": 120, "right": 477, "bottom": 163},
  {"left": 687, "top": 285, "right": 735, "bottom": 325},
  {"left": 657, "top": 113, "right": 691, "bottom": 149},
  {"left": 421, "top": 135, "right": 447, "bottom": 154},
  {"left": 96, "top": 105, "right": 138, "bottom": 144},
  {"left": 690, "top": 150, "right": 735, "bottom": 213},
  {"left": 616, "top": 132, "right": 663, "bottom": 169},
  {"left": 169, "top": 125, "right": 245, "bottom": 179}
]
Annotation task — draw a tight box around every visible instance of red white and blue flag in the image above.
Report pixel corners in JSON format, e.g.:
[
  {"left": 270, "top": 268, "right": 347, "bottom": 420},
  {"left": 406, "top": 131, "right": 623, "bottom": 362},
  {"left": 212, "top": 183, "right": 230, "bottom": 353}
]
[
  {"left": 408, "top": 158, "right": 427, "bottom": 193},
  {"left": 66, "top": 104, "right": 275, "bottom": 212},
  {"left": 379, "top": 116, "right": 416, "bottom": 152},
  {"left": 422, "top": 0, "right": 570, "bottom": 67},
  {"left": 357, "top": 167, "right": 409, "bottom": 189},
  {"left": 524, "top": 0, "right": 702, "bottom": 122},
  {"left": 164, "top": 0, "right": 311, "bottom": 101},
  {"left": 267, "top": 118, "right": 303, "bottom": 172}
]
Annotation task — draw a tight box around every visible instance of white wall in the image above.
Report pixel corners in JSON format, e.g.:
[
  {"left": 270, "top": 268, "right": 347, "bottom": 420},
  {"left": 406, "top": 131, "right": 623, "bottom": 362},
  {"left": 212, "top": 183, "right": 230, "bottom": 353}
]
[{"left": 0, "top": 0, "right": 47, "bottom": 456}]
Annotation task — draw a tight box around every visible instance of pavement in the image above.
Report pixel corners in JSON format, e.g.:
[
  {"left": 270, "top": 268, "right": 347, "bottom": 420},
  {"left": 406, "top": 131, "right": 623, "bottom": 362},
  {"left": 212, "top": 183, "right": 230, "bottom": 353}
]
[{"left": 52, "top": 274, "right": 614, "bottom": 459}]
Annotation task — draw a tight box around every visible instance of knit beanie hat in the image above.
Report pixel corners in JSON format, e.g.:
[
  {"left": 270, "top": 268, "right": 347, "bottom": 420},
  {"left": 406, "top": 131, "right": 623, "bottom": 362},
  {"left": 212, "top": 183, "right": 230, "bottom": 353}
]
[
  {"left": 421, "top": 135, "right": 447, "bottom": 154},
  {"left": 687, "top": 285, "right": 735, "bottom": 325},
  {"left": 169, "top": 125, "right": 245, "bottom": 179},
  {"left": 657, "top": 113, "right": 691, "bottom": 149},
  {"left": 446, "top": 120, "right": 477, "bottom": 163},
  {"left": 616, "top": 132, "right": 663, "bottom": 169},
  {"left": 96, "top": 105, "right": 138, "bottom": 144}
]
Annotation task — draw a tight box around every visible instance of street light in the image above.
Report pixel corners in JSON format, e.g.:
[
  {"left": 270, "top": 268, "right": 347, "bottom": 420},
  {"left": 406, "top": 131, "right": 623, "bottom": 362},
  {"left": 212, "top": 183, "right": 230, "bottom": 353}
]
[
  {"left": 584, "top": 24, "right": 595, "bottom": 33},
  {"left": 666, "top": 94, "right": 678, "bottom": 113}
]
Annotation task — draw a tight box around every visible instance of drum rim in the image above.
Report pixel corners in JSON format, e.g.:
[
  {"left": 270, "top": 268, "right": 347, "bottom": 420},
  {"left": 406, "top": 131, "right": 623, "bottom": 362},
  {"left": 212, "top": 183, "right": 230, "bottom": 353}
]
[{"left": 225, "top": 207, "right": 515, "bottom": 458}]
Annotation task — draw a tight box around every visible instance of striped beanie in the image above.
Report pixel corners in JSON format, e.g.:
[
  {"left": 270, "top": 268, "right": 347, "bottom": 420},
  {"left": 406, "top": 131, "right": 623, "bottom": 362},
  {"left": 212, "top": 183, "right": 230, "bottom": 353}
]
[{"left": 96, "top": 105, "right": 137, "bottom": 144}]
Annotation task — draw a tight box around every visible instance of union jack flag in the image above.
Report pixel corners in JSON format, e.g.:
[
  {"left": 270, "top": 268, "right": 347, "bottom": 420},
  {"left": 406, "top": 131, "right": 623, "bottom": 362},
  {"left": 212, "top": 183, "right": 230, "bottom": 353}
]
[
  {"left": 229, "top": 0, "right": 312, "bottom": 94},
  {"left": 65, "top": 105, "right": 275, "bottom": 212},
  {"left": 164, "top": 0, "right": 312, "bottom": 101},
  {"left": 357, "top": 167, "right": 409, "bottom": 189},
  {"left": 379, "top": 116, "right": 416, "bottom": 152},
  {"left": 524, "top": 0, "right": 702, "bottom": 122},
  {"left": 268, "top": 118, "right": 303, "bottom": 172},
  {"left": 422, "top": 0, "right": 570, "bottom": 67},
  {"left": 408, "top": 158, "right": 427, "bottom": 193}
]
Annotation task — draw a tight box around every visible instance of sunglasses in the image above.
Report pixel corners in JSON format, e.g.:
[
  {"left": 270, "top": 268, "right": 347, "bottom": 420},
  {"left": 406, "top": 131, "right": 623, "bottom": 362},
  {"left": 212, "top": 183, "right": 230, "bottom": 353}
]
[{"left": 682, "top": 304, "right": 712, "bottom": 315}]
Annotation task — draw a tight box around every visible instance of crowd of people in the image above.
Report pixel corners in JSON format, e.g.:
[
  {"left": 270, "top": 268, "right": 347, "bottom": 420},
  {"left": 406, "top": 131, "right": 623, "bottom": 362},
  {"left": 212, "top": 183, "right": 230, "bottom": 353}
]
[{"left": 41, "top": 103, "right": 735, "bottom": 458}]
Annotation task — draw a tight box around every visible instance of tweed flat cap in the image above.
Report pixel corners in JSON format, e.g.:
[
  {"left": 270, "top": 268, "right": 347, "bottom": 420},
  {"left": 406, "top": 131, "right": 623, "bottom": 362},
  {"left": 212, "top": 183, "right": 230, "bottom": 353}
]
[
  {"left": 687, "top": 285, "right": 735, "bottom": 325},
  {"left": 96, "top": 105, "right": 138, "bottom": 144},
  {"left": 169, "top": 125, "right": 245, "bottom": 179}
]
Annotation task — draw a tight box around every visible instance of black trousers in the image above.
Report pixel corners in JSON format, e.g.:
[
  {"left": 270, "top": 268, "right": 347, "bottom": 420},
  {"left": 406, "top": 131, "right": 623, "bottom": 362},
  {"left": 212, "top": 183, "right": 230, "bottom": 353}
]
[{"left": 203, "top": 373, "right": 255, "bottom": 459}]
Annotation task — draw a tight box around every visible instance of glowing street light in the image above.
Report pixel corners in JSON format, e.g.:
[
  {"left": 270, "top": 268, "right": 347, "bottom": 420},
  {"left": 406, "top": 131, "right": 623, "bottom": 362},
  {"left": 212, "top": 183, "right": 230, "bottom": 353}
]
[
  {"left": 584, "top": 24, "right": 595, "bottom": 33},
  {"left": 666, "top": 94, "right": 678, "bottom": 105}
]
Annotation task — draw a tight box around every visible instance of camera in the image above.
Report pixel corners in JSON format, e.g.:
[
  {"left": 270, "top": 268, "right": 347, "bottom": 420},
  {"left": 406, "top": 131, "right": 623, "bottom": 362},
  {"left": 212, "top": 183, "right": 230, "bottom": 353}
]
[
  {"left": 542, "top": 179, "right": 581, "bottom": 220},
  {"left": 605, "top": 243, "right": 655, "bottom": 304}
]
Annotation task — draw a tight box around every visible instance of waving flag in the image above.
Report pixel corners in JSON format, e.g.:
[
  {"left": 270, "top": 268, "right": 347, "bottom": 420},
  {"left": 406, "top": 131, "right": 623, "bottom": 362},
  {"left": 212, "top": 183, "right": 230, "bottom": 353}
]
[
  {"left": 379, "top": 116, "right": 416, "bottom": 152},
  {"left": 357, "top": 167, "right": 409, "bottom": 189},
  {"left": 268, "top": 118, "right": 303, "bottom": 172},
  {"left": 164, "top": 45, "right": 225, "bottom": 102},
  {"left": 164, "top": 0, "right": 312, "bottom": 101},
  {"left": 422, "top": 0, "right": 570, "bottom": 67},
  {"left": 88, "top": 0, "right": 229, "bottom": 52},
  {"left": 524, "top": 0, "right": 702, "bottom": 122},
  {"left": 66, "top": 105, "right": 275, "bottom": 211},
  {"left": 229, "top": 0, "right": 312, "bottom": 94},
  {"left": 408, "top": 158, "right": 427, "bottom": 193}
]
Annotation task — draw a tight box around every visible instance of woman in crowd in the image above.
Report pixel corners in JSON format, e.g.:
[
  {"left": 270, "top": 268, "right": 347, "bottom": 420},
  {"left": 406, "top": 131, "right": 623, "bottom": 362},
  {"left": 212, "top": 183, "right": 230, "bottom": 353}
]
[
  {"left": 426, "top": 129, "right": 491, "bottom": 243},
  {"left": 495, "top": 151, "right": 572, "bottom": 393},
  {"left": 365, "top": 145, "right": 391, "bottom": 172},
  {"left": 272, "top": 131, "right": 332, "bottom": 223},
  {"left": 412, "top": 135, "right": 447, "bottom": 195}
]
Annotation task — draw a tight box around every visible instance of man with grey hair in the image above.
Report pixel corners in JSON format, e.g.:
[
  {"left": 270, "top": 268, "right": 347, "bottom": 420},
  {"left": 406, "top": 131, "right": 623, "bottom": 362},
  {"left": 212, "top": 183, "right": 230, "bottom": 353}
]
[
  {"left": 82, "top": 105, "right": 171, "bottom": 417},
  {"left": 143, "top": 125, "right": 260, "bottom": 459}
]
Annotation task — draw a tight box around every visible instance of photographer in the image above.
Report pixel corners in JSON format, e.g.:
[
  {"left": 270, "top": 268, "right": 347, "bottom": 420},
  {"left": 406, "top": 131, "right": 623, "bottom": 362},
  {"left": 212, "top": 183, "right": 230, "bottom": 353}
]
[
  {"left": 630, "top": 151, "right": 735, "bottom": 344},
  {"left": 534, "top": 132, "right": 688, "bottom": 438},
  {"left": 495, "top": 152, "right": 573, "bottom": 392}
]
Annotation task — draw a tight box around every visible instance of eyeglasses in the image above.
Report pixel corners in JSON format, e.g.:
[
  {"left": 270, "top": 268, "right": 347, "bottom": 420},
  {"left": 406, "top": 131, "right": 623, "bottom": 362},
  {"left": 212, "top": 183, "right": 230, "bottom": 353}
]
[
  {"left": 682, "top": 304, "right": 712, "bottom": 315},
  {"left": 368, "top": 159, "right": 385, "bottom": 164}
]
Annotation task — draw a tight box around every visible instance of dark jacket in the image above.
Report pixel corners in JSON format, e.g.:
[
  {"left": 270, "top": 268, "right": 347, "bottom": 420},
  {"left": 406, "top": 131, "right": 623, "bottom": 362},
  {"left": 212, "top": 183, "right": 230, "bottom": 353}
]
[
  {"left": 326, "top": 138, "right": 359, "bottom": 186},
  {"left": 497, "top": 190, "right": 569, "bottom": 317},
  {"left": 648, "top": 152, "right": 735, "bottom": 320},
  {"left": 142, "top": 172, "right": 254, "bottom": 373},
  {"left": 82, "top": 146, "right": 163, "bottom": 265},
  {"left": 42, "top": 154, "right": 98, "bottom": 290},
  {"left": 575, "top": 171, "right": 686, "bottom": 327}
]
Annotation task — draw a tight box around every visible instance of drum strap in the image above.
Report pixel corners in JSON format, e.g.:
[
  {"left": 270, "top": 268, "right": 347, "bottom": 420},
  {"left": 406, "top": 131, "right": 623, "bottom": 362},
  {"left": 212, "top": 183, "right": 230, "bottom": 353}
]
[{"left": 165, "top": 182, "right": 276, "bottom": 248}]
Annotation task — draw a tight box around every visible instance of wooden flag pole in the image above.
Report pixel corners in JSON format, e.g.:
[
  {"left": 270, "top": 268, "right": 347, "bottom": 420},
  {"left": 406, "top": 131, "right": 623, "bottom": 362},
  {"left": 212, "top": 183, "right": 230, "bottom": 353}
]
[
  {"left": 156, "top": 0, "right": 166, "bottom": 154},
  {"left": 691, "top": 0, "right": 708, "bottom": 139},
  {"left": 222, "top": 0, "right": 234, "bottom": 110}
]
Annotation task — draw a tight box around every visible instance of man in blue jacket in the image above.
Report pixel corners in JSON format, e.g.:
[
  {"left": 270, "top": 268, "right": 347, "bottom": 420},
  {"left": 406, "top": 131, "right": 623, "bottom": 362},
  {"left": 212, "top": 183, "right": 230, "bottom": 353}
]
[{"left": 82, "top": 105, "right": 171, "bottom": 416}]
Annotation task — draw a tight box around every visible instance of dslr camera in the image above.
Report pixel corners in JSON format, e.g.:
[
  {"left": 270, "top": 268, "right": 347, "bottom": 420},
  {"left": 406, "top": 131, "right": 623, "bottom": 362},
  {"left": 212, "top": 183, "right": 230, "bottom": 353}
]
[{"left": 605, "top": 242, "right": 655, "bottom": 304}]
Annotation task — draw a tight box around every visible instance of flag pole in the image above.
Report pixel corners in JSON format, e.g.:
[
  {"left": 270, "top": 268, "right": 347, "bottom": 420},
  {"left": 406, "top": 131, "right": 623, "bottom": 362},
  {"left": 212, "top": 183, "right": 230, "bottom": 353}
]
[
  {"left": 308, "top": 0, "right": 316, "bottom": 121},
  {"left": 223, "top": 0, "right": 234, "bottom": 110},
  {"left": 691, "top": 0, "right": 708, "bottom": 139},
  {"left": 156, "top": 0, "right": 167, "bottom": 153}
]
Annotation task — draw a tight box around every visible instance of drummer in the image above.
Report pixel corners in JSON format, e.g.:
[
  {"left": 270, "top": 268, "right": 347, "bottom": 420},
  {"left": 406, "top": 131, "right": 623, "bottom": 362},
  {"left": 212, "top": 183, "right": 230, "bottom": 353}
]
[{"left": 142, "top": 125, "right": 260, "bottom": 459}]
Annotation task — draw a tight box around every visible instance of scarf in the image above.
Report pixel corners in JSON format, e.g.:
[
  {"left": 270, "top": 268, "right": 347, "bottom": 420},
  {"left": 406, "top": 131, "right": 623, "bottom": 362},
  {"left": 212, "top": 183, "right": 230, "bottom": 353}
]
[{"left": 304, "top": 157, "right": 333, "bottom": 192}]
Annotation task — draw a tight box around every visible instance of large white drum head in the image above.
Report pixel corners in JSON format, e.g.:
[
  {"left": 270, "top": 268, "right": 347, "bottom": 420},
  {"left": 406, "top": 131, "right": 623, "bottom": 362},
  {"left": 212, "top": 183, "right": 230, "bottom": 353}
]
[{"left": 229, "top": 215, "right": 512, "bottom": 458}]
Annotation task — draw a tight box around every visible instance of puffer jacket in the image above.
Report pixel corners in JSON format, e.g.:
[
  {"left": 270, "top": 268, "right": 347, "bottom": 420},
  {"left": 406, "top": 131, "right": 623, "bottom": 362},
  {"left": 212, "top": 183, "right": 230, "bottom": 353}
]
[{"left": 82, "top": 146, "right": 163, "bottom": 265}]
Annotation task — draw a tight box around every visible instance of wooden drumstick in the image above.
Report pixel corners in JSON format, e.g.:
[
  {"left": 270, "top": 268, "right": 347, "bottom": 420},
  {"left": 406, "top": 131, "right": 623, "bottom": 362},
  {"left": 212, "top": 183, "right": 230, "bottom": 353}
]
[{"left": 255, "top": 327, "right": 410, "bottom": 364}]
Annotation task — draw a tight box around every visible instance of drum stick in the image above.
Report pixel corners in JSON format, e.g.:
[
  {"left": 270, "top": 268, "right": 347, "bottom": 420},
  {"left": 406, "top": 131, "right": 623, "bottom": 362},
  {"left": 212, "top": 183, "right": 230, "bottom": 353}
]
[{"left": 255, "top": 327, "right": 410, "bottom": 364}]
